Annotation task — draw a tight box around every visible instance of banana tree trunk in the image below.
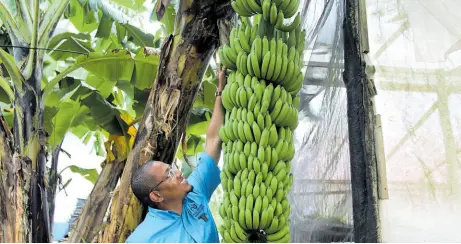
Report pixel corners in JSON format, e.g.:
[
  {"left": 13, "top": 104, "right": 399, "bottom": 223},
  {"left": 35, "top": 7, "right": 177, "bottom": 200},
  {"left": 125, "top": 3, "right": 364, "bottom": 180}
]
[
  {"left": 0, "top": 60, "right": 49, "bottom": 243},
  {"left": 47, "top": 140, "right": 64, "bottom": 232},
  {"left": 96, "top": 2, "right": 235, "bottom": 242},
  {"left": 14, "top": 59, "right": 50, "bottom": 243},
  {"left": 0, "top": 115, "right": 27, "bottom": 243},
  {"left": 68, "top": 136, "right": 129, "bottom": 243},
  {"left": 0, "top": 0, "right": 69, "bottom": 242}
]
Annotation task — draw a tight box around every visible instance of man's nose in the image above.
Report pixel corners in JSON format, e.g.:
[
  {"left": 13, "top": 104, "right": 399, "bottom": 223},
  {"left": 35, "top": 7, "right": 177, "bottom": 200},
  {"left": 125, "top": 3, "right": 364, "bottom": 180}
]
[{"left": 173, "top": 169, "right": 182, "bottom": 177}]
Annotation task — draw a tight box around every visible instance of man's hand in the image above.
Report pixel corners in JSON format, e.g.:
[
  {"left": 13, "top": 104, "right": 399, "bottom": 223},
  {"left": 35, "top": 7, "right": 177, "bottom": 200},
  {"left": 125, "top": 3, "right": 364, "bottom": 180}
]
[{"left": 218, "top": 65, "right": 227, "bottom": 91}]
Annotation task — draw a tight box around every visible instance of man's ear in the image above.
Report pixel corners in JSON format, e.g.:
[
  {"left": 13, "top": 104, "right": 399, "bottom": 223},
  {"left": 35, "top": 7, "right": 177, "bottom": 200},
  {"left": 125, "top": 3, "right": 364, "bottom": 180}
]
[{"left": 149, "top": 191, "right": 164, "bottom": 203}]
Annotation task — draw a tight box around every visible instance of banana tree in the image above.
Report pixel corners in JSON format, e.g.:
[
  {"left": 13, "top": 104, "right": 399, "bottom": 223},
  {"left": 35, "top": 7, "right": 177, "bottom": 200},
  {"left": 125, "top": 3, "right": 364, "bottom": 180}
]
[
  {"left": 0, "top": 0, "right": 161, "bottom": 242},
  {"left": 92, "top": 0, "right": 236, "bottom": 241},
  {"left": 0, "top": 0, "right": 69, "bottom": 241},
  {"left": 1, "top": 0, "right": 235, "bottom": 242}
]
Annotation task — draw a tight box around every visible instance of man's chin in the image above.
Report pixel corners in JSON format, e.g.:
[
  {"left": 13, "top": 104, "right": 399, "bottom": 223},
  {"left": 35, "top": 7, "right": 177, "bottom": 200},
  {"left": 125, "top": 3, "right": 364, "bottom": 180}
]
[{"left": 185, "top": 184, "right": 193, "bottom": 193}]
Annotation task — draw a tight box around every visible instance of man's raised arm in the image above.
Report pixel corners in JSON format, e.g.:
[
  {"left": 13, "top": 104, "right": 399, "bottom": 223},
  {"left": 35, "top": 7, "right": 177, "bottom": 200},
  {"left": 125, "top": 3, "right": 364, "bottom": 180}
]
[{"left": 204, "top": 65, "right": 227, "bottom": 164}]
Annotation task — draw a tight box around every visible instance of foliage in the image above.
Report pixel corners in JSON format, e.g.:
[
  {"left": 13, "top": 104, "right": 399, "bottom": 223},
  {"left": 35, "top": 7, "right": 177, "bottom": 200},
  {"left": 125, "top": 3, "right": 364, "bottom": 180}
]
[{"left": 0, "top": 0, "right": 219, "bottom": 212}]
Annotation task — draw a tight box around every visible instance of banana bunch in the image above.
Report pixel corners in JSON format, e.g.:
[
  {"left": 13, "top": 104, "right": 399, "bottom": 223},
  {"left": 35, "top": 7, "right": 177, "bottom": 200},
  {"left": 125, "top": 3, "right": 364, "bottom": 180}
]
[
  {"left": 219, "top": 163, "right": 293, "bottom": 242},
  {"left": 218, "top": 2, "right": 305, "bottom": 242},
  {"left": 219, "top": 22, "right": 260, "bottom": 70},
  {"left": 231, "top": 0, "right": 300, "bottom": 22}
]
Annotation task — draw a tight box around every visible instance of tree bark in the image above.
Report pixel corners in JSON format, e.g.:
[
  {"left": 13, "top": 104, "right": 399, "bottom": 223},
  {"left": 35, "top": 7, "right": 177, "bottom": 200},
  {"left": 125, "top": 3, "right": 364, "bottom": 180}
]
[
  {"left": 96, "top": 0, "right": 235, "bottom": 241},
  {"left": 12, "top": 57, "right": 51, "bottom": 243},
  {"left": 47, "top": 139, "right": 64, "bottom": 232},
  {"left": 68, "top": 136, "right": 128, "bottom": 243},
  {"left": 0, "top": 115, "right": 32, "bottom": 243}
]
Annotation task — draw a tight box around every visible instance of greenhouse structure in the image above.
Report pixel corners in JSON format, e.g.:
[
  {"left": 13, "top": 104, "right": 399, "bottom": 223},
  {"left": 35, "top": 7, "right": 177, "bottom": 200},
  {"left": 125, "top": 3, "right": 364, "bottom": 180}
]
[{"left": 290, "top": 0, "right": 461, "bottom": 242}]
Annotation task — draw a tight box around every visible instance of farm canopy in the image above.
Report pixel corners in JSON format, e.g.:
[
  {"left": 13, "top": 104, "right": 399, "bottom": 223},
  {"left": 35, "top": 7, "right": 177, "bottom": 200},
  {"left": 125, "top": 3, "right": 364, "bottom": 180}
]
[{"left": 291, "top": 0, "right": 461, "bottom": 242}]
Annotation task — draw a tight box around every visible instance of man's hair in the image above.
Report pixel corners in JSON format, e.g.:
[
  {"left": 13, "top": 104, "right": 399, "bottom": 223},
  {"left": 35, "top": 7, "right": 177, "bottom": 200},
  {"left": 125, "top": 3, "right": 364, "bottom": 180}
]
[{"left": 131, "top": 161, "right": 159, "bottom": 208}]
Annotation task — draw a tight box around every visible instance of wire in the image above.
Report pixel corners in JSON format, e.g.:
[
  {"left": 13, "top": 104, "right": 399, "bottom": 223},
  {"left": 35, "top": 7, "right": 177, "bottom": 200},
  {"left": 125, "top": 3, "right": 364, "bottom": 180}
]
[{"left": 0, "top": 45, "right": 88, "bottom": 55}]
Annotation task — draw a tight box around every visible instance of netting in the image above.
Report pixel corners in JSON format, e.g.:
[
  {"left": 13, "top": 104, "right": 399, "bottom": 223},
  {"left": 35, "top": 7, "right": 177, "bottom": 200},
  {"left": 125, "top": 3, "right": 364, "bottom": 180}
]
[
  {"left": 289, "top": 0, "right": 353, "bottom": 242},
  {"left": 289, "top": 0, "right": 461, "bottom": 242},
  {"left": 366, "top": 0, "right": 461, "bottom": 242}
]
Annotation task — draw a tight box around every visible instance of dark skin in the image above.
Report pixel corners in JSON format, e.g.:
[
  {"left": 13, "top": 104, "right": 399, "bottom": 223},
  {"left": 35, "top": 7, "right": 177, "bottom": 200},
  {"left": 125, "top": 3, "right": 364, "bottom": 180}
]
[{"left": 148, "top": 65, "right": 227, "bottom": 215}]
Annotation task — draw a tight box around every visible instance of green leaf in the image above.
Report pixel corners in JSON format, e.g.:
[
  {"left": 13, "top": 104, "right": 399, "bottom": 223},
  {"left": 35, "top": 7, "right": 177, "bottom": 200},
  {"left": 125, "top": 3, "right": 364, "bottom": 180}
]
[
  {"left": 2, "top": 109, "right": 13, "bottom": 127},
  {"left": 186, "top": 121, "right": 209, "bottom": 136},
  {"left": 94, "top": 34, "right": 123, "bottom": 52},
  {"left": 85, "top": 0, "right": 155, "bottom": 47},
  {"left": 185, "top": 135, "right": 206, "bottom": 156},
  {"left": 115, "top": 22, "right": 126, "bottom": 41},
  {"left": 70, "top": 124, "right": 91, "bottom": 138},
  {"left": 79, "top": 90, "right": 128, "bottom": 135},
  {"left": 132, "top": 48, "right": 160, "bottom": 90},
  {"left": 92, "top": 131, "right": 106, "bottom": 157},
  {"left": 44, "top": 49, "right": 159, "bottom": 102},
  {"left": 0, "top": 48, "right": 25, "bottom": 89},
  {"left": 70, "top": 105, "right": 91, "bottom": 127},
  {"left": 188, "top": 106, "right": 210, "bottom": 125},
  {"left": 84, "top": 74, "right": 116, "bottom": 98},
  {"left": 67, "top": 165, "right": 99, "bottom": 184},
  {"left": 49, "top": 100, "right": 80, "bottom": 148},
  {"left": 44, "top": 77, "right": 81, "bottom": 107},
  {"left": 38, "top": 0, "right": 71, "bottom": 47},
  {"left": 61, "top": 178, "right": 72, "bottom": 190},
  {"left": 202, "top": 78, "right": 217, "bottom": 110},
  {"left": 132, "top": 87, "right": 150, "bottom": 117},
  {"left": 44, "top": 106, "right": 59, "bottom": 133},
  {"left": 0, "top": 0, "right": 24, "bottom": 45},
  {"left": 150, "top": 3, "right": 176, "bottom": 35},
  {"left": 81, "top": 51, "right": 134, "bottom": 81},
  {"left": 44, "top": 49, "right": 135, "bottom": 99},
  {"left": 95, "top": 14, "right": 114, "bottom": 38},
  {"left": 67, "top": 0, "right": 99, "bottom": 33},
  {"left": 47, "top": 32, "right": 93, "bottom": 60},
  {"left": 0, "top": 76, "right": 13, "bottom": 103},
  {"left": 123, "top": 24, "right": 155, "bottom": 47}
]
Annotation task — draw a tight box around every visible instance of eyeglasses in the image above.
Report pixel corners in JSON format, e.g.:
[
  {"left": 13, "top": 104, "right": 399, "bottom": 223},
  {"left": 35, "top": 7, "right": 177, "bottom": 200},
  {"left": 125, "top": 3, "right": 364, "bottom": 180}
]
[{"left": 151, "top": 165, "right": 176, "bottom": 192}]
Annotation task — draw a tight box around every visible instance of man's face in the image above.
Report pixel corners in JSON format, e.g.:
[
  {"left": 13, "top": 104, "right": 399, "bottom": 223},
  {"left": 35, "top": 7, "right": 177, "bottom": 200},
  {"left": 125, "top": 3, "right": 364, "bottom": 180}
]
[{"left": 149, "top": 162, "right": 192, "bottom": 203}]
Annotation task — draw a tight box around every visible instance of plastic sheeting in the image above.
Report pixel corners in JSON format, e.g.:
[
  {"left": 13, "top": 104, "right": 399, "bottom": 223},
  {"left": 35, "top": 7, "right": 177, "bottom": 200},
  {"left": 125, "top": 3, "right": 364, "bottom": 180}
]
[
  {"left": 366, "top": 0, "right": 461, "bottom": 242},
  {"left": 290, "top": 0, "right": 354, "bottom": 242}
]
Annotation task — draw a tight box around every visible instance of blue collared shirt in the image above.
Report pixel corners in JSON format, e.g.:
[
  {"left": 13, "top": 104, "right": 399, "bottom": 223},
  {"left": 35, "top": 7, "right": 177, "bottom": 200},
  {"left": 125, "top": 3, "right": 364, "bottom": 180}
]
[{"left": 126, "top": 152, "right": 221, "bottom": 243}]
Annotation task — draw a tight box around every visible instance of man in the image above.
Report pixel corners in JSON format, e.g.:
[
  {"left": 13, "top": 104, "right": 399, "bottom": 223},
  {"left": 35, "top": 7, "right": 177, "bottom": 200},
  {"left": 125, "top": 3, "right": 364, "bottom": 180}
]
[{"left": 126, "top": 66, "right": 227, "bottom": 243}]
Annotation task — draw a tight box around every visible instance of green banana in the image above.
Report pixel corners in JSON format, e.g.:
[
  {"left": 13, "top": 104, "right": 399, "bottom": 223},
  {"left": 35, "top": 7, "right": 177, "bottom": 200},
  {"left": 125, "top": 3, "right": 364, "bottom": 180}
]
[
  {"left": 250, "top": 52, "right": 262, "bottom": 78},
  {"left": 253, "top": 36, "right": 262, "bottom": 63},
  {"left": 265, "top": 212, "right": 278, "bottom": 234},
  {"left": 269, "top": 3, "right": 278, "bottom": 25},
  {"left": 238, "top": 29, "right": 251, "bottom": 53},
  {"left": 259, "top": 128, "right": 269, "bottom": 147},
  {"left": 267, "top": 226, "right": 289, "bottom": 242},
  {"left": 270, "top": 85, "right": 282, "bottom": 109},
  {"left": 261, "top": 51, "right": 271, "bottom": 79},
  {"left": 252, "top": 209, "right": 260, "bottom": 229},
  {"left": 247, "top": 0, "right": 262, "bottom": 14},
  {"left": 268, "top": 124, "right": 278, "bottom": 146},
  {"left": 261, "top": 162, "right": 269, "bottom": 179},
  {"left": 269, "top": 100, "right": 283, "bottom": 121},
  {"left": 262, "top": 0, "right": 271, "bottom": 21},
  {"left": 246, "top": 53, "right": 255, "bottom": 77},
  {"left": 266, "top": 50, "right": 276, "bottom": 80},
  {"left": 272, "top": 39, "right": 284, "bottom": 80},
  {"left": 284, "top": 0, "right": 299, "bottom": 18},
  {"left": 231, "top": 0, "right": 252, "bottom": 17},
  {"left": 252, "top": 121, "right": 262, "bottom": 143},
  {"left": 245, "top": 209, "right": 253, "bottom": 230}
]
